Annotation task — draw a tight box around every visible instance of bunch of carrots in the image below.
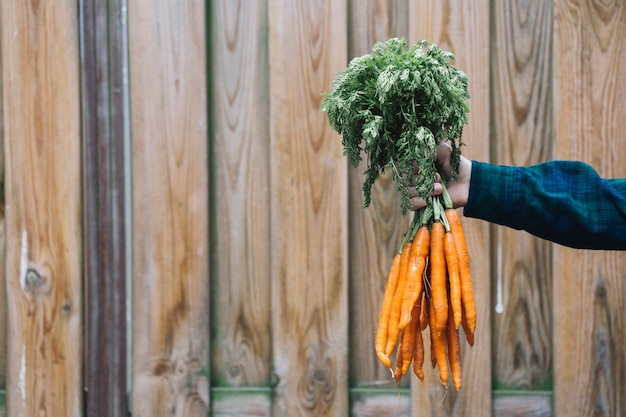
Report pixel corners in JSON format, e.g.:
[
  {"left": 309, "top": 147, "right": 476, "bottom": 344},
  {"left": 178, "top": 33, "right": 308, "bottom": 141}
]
[{"left": 375, "top": 185, "right": 476, "bottom": 391}]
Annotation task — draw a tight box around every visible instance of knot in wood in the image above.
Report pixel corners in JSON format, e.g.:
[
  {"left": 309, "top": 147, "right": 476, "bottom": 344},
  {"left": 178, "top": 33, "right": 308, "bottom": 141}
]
[{"left": 24, "top": 267, "right": 49, "bottom": 295}]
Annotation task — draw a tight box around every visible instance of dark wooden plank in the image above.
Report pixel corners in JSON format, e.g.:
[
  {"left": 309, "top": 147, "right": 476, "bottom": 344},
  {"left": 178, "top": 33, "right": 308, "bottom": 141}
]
[
  {"left": 80, "top": 0, "right": 128, "bottom": 415},
  {"left": 409, "top": 1, "right": 492, "bottom": 415},
  {"left": 1, "top": 1, "right": 83, "bottom": 414},
  {"left": 210, "top": 0, "right": 272, "bottom": 396},
  {"left": 491, "top": 0, "right": 554, "bottom": 391},
  {"left": 268, "top": 0, "right": 349, "bottom": 415},
  {"left": 347, "top": 0, "right": 411, "bottom": 391},
  {"left": 129, "top": 0, "right": 211, "bottom": 415},
  {"left": 553, "top": 2, "right": 626, "bottom": 415}
]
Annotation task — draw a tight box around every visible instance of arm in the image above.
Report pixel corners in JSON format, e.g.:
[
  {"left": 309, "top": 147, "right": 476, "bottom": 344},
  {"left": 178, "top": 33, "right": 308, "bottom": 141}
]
[{"left": 464, "top": 160, "right": 626, "bottom": 250}]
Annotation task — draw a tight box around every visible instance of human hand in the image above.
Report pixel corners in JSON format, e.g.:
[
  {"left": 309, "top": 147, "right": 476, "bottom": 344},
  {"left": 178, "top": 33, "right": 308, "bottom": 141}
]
[{"left": 409, "top": 142, "right": 472, "bottom": 210}]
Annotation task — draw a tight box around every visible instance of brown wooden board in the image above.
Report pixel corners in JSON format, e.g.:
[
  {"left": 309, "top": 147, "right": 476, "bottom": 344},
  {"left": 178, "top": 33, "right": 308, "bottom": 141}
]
[
  {"left": 1, "top": 1, "right": 83, "bottom": 414},
  {"left": 553, "top": 1, "right": 626, "bottom": 415},
  {"left": 491, "top": 0, "right": 554, "bottom": 393},
  {"left": 268, "top": 0, "right": 349, "bottom": 415},
  {"left": 409, "top": 1, "right": 492, "bottom": 415},
  {"left": 80, "top": 0, "right": 129, "bottom": 415},
  {"left": 347, "top": 0, "right": 412, "bottom": 392},
  {"left": 210, "top": 0, "right": 272, "bottom": 396},
  {"left": 129, "top": 0, "right": 211, "bottom": 415}
]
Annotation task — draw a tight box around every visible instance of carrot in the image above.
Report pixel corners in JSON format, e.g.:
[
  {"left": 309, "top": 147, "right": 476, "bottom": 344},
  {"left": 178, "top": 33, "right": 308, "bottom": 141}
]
[
  {"left": 428, "top": 295, "right": 448, "bottom": 385},
  {"left": 447, "top": 305, "right": 462, "bottom": 391},
  {"left": 375, "top": 253, "right": 402, "bottom": 368},
  {"left": 419, "top": 291, "right": 429, "bottom": 331},
  {"left": 401, "top": 299, "right": 421, "bottom": 375},
  {"left": 399, "top": 225, "right": 430, "bottom": 330},
  {"left": 444, "top": 231, "right": 462, "bottom": 329},
  {"left": 445, "top": 208, "right": 476, "bottom": 333},
  {"left": 412, "top": 296, "right": 425, "bottom": 382},
  {"left": 385, "top": 240, "right": 413, "bottom": 357},
  {"left": 430, "top": 221, "right": 448, "bottom": 336},
  {"left": 394, "top": 330, "right": 405, "bottom": 383},
  {"left": 461, "top": 303, "right": 475, "bottom": 347}
]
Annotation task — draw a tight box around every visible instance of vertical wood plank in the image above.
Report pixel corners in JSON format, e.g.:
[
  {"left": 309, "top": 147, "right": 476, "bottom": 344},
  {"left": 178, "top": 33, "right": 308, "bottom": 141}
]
[
  {"left": 210, "top": 0, "right": 272, "bottom": 413},
  {"left": 0, "top": 1, "right": 83, "bottom": 415},
  {"left": 553, "top": 1, "right": 626, "bottom": 415},
  {"left": 129, "top": 1, "right": 210, "bottom": 415},
  {"left": 268, "top": 0, "right": 349, "bottom": 415},
  {"left": 491, "top": 0, "right": 554, "bottom": 394},
  {"left": 347, "top": 0, "right": 411, "bottom": 389},
  {"left": 408, "top": 1, "right": 492, "bottom": 415},
  {"left": 0, "top": 77, "right": 5, "bottom": 387},
  {"left": 80, "top": 0, "right": 128, "bottom": 415}
]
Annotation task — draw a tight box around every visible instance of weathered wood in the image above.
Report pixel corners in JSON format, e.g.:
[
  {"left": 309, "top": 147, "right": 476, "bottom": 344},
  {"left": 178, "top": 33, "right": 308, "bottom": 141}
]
[
  {"left": 129, "top": 0, "right": 210, "bottom": 415},
  {"left": 553, "top": 1, "right": 626, "bottom": 415},
  {"left": 210, "top": 388, "right": 271, "bottom": 417},
  {"left": 0, "top": 52, "right": 5, "bottom": 389},
  {"left": 80, "top": 0, "right": 128, "bottom": 415},
  {"left": 211, "top": 0, "right": 272, "bottom": 395},
  {"left": 491, "top": 0, "right": 553, "bottom": 391},
  {"left": 351, "top": 388, "right": 410, "bottom": 417},
  {"left": 493, "top": 392, "right": 552, "bottom": 417},
  {"left": 408, "top": 1, "right": 492, "bottom": 415},
  {"left": 347, "top": 0, "right": 411, "bottom": 389},
  {"left": 0, "top": 1, "right": 83, "bottom": 415},
  {"left": 268, "top": 0, "right": 348, "bottom": 415}
]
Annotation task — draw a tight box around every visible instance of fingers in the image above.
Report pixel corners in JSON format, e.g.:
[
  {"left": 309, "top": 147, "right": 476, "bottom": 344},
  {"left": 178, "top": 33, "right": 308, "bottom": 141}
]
[{"left": 409, "top": 180, "right": 443, "bottom": 210}]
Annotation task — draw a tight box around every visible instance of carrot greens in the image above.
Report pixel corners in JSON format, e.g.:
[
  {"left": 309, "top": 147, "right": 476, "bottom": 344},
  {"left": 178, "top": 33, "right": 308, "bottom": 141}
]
[{"left": 321, "top": 38, "right": 470, "bottom": 215}]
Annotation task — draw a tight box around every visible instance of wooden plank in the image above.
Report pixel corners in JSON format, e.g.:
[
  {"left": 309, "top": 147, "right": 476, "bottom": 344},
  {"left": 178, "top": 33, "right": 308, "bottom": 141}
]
[
  {"left": 128, "top": 1, "right": 210, "bottom": 415},
  {"left": 0, "top": 51, "right": 5, "bottom": 389},
  {"left": 347, "top": 0, "right": 411, "bottom": 390},
  {"left": 552, "top": 1, "right": 626, "bottom": 415},
  {"left": 493, "top": 392, "right": 552, "bottom": 417},
  {"left": 491, "top": 0, "right": 554, "bottom": 392},
  {"left": 0, "top": 1, "right": 83, "bottom": 415},
  {"left": 210, "top": 388, "right": 271, "bottom": 417},
  {"left": 210, "top": 0, "right": 272, "bottom": 395},
  {"left": 408, "top": 1, "right": 492, "bottom": 415},
  {"left": 351, "top": 388, "right": 410, "bottom": 417},
  {"left": 80, "top": 0, "right": 128, "bottom": 415},
  {"left": 268, "top": 0, "right": 348, "bottom": 415}
]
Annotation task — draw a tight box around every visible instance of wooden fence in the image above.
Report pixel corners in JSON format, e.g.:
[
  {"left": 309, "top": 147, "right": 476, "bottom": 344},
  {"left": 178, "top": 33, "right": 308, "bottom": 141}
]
[{"left": 0, "top": 0, "right": 625, "bottom": 416}]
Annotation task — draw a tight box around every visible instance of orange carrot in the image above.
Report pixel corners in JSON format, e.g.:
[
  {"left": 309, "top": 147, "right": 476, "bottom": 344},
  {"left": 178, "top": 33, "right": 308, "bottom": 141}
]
[
  {"left": 430, "top": 221, "right": 448, "bottom": 336},
  {"left": 412, "top": 296, "right": 425, "bottom": 382},
  {"left": 385, "top": 240, "right": 413, "bottom": 357},
  {"left": 375, "top": 253, "right": 402, "bottom": 368},
  {"left": 419, "top": 291, "right": 429, "bottom": 331},
  {"left": 401, "top": 299, "right": 421, "bottom": 375},
  {"left": 461, "top": 303, "right": 475, "bottom": 347},
  {"left": 429, "top": 295, "right": 448, "bottom": 385},
  {"left": 445, "top": 208, "right": 476, "bottom": 333},
  {"left": 444, "top": 231, "right": 462, "bottom": 329},
  {"left": 394, "top": 330, "right": 405, "bottom": 383},
  {"left": 399, "top": 225, "right": 430, "bottom": 330},
  {"left": 447, "top": 305, "right": 462, "bottom": 391}
]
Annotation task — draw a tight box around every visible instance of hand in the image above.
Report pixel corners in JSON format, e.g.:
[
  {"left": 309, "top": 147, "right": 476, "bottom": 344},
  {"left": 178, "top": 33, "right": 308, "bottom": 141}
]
[{"left": 410, "top": 142, "right": 472, "bottom": 210}]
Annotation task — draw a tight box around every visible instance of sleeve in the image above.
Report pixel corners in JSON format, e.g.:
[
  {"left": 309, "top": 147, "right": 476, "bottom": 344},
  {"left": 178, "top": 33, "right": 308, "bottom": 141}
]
[{"left": 463, "top": 160, "right": 626, "bottom": 250}]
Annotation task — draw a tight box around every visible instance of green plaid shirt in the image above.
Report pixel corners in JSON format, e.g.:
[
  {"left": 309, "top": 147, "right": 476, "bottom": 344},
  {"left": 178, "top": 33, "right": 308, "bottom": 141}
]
[{"left": 464, "top": 161, "right": 626, "bottom": 250}]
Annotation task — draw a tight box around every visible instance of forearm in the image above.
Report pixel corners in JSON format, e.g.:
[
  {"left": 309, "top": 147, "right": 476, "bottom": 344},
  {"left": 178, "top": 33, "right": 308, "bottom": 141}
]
[{"left": 463, "top": 161, "right": 626, "bottom": 250}]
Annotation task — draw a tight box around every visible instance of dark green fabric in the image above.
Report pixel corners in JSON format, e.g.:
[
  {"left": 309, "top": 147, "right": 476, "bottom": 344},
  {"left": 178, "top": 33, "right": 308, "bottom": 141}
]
[{"left": 464, "top": 161, "right": 626, "bottom": 250}]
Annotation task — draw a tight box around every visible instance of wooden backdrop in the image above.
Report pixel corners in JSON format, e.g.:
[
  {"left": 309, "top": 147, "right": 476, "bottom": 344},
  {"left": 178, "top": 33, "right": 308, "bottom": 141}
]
[{"left": 0, "top": 0, "right": 625, "bottom": 416}]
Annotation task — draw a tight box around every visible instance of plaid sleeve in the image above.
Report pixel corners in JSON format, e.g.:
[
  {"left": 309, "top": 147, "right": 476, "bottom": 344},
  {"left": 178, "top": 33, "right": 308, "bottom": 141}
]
[{"left": 463, "top": 160, "right": 626, "bottom": 250}]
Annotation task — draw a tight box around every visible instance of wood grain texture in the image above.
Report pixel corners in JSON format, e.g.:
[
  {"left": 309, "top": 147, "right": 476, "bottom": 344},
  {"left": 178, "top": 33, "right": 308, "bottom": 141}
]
[
  {"left": 553, "top": 1, "right": 626, "bottom": 415},
  {"left": 211, "top": 0, "right": 272, "bottom": 393},
  {"left": 129, "top": 1, "right": 210, "bottom": 415},
  {"left": 0, "top": 106, "right": 4, "bottom": 387},
  {"left": 492, "top": 393, "right": 552, "bottom": 417},
  {"left": 268, "top": 0, "right": 348, "bottom": 415},
  {"left": 0, "top": 1, "right": 83, "bottom": 415},
  {"left": 491, "top": 0, "right": 554, "bottom": 391},
  {"left": 347, "top": 0, "right": 411, "bottom": 388},
  {"left": 80, "top": 0, "right": 128, "bottom": 415},
  {"left": 409, "top": 1, "right": 492, "bottom": 415}
]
